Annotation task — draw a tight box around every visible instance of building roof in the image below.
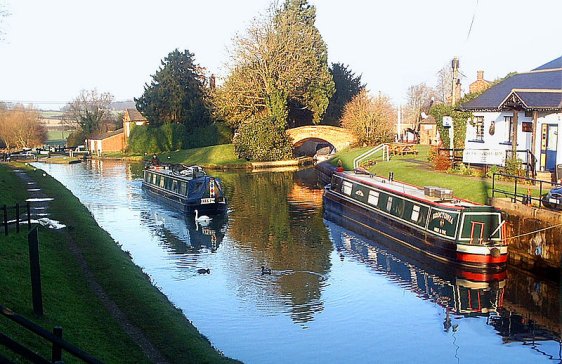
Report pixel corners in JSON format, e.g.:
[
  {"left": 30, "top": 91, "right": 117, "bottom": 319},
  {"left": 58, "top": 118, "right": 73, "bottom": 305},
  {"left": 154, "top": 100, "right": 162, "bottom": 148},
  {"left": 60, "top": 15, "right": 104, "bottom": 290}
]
[
  {"left": 89, "top": 128, "right": 124, "bottom": 141},
  {"left": 460, "top": 56, "right": 562, "bottom": 112},
  {"left": 125, "top": 108, "right": 148, "bottom": 122}
]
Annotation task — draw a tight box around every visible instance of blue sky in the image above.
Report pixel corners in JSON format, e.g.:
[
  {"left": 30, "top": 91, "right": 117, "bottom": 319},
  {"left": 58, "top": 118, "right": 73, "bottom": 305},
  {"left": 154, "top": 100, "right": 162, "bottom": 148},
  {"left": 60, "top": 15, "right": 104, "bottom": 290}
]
[{"left": 0, "top": 0, "right": 560, "bottom": 109}]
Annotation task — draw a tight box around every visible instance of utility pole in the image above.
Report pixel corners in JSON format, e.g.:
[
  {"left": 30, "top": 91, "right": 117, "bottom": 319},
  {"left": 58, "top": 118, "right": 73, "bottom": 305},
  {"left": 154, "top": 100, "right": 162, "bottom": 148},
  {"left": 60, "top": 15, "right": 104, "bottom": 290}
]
[{"left": 451, "top": 57, "right": 460, "bottom": 106}]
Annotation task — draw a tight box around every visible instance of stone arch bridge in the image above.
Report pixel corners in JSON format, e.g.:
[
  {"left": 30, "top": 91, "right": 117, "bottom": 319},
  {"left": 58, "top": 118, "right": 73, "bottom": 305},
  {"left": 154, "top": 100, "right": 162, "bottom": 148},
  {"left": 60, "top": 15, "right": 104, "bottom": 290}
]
[{"left": 286, "top": 126, "right": 357, "bottom": 152}]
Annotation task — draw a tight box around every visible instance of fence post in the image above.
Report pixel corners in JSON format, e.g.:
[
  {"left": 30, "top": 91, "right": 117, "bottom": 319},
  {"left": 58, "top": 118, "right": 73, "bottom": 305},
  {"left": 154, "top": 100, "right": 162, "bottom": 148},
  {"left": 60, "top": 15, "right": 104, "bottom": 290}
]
[
  {"left": 27, "top": 202, "right": 31, "bottom": 231},
  {"left": 15, "top": 203, "right": 20, "bottom": 233},
  {"left": 28, "top": 227, "right": 43, "bottom": 316},
  {"left": 3, "top": 205, "right": 7, "bottom": 236},
  {"left": 52, "top": 326, "right": 63, "bottom": 363}
]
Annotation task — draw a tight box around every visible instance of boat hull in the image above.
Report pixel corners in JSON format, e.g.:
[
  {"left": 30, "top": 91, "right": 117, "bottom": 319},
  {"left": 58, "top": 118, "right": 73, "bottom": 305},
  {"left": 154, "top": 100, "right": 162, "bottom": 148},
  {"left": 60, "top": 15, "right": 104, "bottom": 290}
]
[{"left": 323, "top": 188, "right": 506, "bottom": 271}]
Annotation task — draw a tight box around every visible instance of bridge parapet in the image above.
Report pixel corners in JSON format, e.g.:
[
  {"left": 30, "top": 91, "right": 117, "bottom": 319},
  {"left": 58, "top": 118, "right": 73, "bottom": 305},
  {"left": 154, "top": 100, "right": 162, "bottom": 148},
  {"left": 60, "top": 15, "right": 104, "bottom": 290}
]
[{"left": 286, "top": 126, "right": 357, "bottom": 152}]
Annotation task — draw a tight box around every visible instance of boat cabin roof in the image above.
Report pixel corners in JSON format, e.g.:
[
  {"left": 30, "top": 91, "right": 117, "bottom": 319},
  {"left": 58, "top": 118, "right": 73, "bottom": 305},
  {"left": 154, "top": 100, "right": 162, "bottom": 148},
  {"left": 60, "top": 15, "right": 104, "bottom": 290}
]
[
  {"left": 146, "top": 164, "right": 207, "bottom": 180},
  {"left": 339, "top": 171, "right": 482, "bottom": 209}
]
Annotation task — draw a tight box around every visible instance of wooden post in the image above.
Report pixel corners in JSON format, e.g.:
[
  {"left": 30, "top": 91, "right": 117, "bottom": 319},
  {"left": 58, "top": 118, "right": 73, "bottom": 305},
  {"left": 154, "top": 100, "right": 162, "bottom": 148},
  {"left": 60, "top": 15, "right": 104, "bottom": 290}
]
[
  {"left": 52, "top": 326, "right": 63, "bottom": 363},
  {"left": 512, "top": 110, "right": 519, "bottom": 157},
  {"left": 3, "top": 205, "right": 7, "bottom": 236},
  {"left": 27, "top": 202, "right": 31, "bottom": 231},
  {"left": 15, "top": 203, "right": 20, "bottom": 233},
  {"left": 28, "top": 227, "right": 43, "bottom": 316}
]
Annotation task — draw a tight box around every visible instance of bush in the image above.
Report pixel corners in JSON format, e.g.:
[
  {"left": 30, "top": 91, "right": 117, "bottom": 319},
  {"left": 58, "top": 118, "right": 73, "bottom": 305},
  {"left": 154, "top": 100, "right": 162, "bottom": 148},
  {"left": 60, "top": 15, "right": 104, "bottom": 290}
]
[
  {"left": 233, "top": 117, "right": 293, "bottom": 161},
  {"left": 66, "top": 130, "right": 86, "bottom": 147},
  {"left": 184, "top": 122, "right": 233, "bottom": 149},
  {"left": 128, "top": 124, "right": 184, "bottom": 154}
]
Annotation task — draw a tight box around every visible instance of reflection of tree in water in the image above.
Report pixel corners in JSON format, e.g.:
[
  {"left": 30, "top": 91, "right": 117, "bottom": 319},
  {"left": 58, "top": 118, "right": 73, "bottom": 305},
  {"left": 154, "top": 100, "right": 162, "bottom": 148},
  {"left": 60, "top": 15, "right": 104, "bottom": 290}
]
[{"left": 220, "top": 170, "right": 332, "bottom": 324}]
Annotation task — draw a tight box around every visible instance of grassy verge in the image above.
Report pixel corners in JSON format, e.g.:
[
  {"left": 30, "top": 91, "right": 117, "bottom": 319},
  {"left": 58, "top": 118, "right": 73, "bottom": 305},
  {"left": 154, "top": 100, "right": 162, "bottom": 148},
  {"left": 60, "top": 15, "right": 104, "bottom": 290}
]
[
  {"left": 156, "top": 144, "right": 249, "bottom": 168},
  {"left": 331, "top": 146, "right": 541, "bottom": 205},
  {"left": 0, "top": 163, "right": 240, "bottom": 363}
]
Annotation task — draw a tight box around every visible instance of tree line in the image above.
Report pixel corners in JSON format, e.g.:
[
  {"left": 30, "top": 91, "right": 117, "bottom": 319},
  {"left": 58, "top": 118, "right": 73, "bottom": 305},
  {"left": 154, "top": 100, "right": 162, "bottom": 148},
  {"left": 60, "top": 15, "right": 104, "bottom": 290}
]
[{"left": 2, "top": 0, "right": 509, "bottom": 160}]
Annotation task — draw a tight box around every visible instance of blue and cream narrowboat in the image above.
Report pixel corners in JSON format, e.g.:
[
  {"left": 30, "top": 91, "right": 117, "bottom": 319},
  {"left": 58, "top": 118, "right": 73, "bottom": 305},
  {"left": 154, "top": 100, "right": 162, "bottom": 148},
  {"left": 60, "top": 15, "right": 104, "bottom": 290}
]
[
  {"left": 323, "top": 170, "right": 508, "bottom": 270},
  {"left": 143, "top": 164, "right": 227, "bottom": 215}
]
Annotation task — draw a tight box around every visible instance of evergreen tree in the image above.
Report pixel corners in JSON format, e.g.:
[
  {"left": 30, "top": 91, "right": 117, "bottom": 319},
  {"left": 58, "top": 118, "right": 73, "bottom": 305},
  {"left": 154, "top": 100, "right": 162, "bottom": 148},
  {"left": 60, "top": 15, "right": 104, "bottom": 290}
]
[
  {"left": 322, "top": 63, "right": 365, "bottom": 126},
  {"left": 135, "top": 49, "right": 210, "bottom": 129}
]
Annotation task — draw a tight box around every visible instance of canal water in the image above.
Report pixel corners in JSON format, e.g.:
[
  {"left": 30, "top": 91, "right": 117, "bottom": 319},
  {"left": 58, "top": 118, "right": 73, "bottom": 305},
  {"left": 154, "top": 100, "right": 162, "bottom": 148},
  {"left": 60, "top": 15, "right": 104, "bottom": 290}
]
[{"left": 35, "top": 160, "right": 560, "bottom": 364}]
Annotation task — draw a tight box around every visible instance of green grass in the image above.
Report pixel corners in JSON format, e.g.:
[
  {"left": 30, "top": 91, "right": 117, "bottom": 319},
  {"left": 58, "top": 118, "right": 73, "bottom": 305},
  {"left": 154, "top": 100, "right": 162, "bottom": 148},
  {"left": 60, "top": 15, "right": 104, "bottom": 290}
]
[
  {"left": 332, "top": 145, "right": 538, "bottom": 205},
  {"left": 46, "top": 130, "right": 71, "bottom": 145},
  {"left": 157, "top": 144, "right": 249, "bottom": 168},
  {"left": 0, "top": 163, "right": 240, "bottom": 363}
]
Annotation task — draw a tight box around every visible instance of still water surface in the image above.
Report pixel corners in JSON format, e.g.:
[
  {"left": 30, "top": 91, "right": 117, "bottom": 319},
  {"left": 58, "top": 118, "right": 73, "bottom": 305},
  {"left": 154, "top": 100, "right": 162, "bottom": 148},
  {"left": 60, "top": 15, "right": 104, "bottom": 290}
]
[{"left": 36, "top": 160, "right": 560, "bottom": 363}]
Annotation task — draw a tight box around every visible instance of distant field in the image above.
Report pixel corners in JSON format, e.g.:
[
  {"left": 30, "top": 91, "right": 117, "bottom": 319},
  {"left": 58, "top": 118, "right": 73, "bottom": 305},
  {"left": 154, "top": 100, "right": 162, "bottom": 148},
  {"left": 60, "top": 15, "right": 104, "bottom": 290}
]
[
  {"left": 40, "top": 111, "right": 64, "bottom": 118},
  {"left": 46, "top": 130, "right": 70, "bottom": 145}
]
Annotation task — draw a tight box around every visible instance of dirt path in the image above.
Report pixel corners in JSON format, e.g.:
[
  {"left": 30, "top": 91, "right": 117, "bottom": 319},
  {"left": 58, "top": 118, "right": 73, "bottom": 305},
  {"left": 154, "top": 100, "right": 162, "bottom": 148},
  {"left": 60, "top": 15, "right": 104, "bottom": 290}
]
[{"left": 14, "top": 168, "right": 169, "bottom": 364}]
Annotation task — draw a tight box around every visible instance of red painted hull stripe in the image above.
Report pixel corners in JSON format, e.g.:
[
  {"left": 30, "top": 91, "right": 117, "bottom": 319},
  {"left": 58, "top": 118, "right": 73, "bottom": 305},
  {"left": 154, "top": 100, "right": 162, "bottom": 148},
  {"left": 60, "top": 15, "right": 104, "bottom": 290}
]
[{"left": 456, "top": 253, "right": 507, "bottom": 264}]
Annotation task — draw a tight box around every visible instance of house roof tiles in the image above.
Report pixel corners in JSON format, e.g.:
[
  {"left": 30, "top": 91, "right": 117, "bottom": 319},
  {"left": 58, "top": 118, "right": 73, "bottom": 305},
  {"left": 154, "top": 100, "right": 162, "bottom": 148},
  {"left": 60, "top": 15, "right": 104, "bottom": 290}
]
[{"left": 461, "top": 56, "right": 562, "bottom": 111}]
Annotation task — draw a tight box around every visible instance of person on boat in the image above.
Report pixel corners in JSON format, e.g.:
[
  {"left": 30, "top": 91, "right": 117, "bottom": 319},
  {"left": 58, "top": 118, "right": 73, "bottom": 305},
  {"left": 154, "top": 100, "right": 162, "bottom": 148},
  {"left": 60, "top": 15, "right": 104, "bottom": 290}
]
[
  {"left": 151, "top": 154, "right": 160, "bottom": 166},
  {"left": 336, "top": 159, "right": 344, "bottom": 172}
]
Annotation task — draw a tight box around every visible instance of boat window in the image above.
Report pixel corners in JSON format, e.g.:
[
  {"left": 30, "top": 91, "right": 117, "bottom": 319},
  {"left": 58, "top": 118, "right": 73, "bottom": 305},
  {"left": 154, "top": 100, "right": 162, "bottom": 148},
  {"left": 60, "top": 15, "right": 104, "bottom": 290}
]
[
  {"left": 386, "top": 196, "right": 393, "bottom": 211},
  {"left": 152, "top": 174, "right": 157, "bottom": 184},
  {"left": 159, "top": 176, "right": 165, "bottom": 188},
  {"left": 343, "top": 181, "right": 352, "bottom": 195},
  {"left": 180, "top": 182, "right": 187, "bottom": 196},
  {"left": 411, "top": 205, "right": 420, "bottom": 222},
  {"left": 172, "top": 180, "right": 178, "bottom": 193},
  {"left": 368, "top": 190, "right": 379, "bottom": 206}
]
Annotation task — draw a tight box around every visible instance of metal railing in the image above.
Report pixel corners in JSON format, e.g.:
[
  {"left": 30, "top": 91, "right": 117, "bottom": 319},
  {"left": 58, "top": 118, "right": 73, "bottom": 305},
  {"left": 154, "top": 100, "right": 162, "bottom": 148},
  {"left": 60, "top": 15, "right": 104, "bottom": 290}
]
[
  {"left": 492, "top": 172, "right": 561, "bottom": 207},
  {"left": 353, "top": 144, "right": 389, "bottom": 169}
]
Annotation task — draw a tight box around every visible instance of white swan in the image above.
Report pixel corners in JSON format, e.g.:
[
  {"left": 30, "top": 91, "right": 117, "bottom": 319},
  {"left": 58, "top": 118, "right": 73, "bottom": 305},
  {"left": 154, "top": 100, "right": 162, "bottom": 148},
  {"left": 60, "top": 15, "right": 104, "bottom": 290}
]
[{"left": 194, "top": 209, "right": 212, "bottom": 224}]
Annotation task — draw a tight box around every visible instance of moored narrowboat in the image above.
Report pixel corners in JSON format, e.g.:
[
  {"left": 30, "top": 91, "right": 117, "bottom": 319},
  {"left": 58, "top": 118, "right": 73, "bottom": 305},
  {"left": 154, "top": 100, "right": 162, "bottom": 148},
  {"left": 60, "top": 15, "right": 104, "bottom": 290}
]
[
  {"left": 142, "top": 164, "right": 226, "bottom": 215},
  {"left": 323, "top": 170, "right": 507, "bottom": 270}
]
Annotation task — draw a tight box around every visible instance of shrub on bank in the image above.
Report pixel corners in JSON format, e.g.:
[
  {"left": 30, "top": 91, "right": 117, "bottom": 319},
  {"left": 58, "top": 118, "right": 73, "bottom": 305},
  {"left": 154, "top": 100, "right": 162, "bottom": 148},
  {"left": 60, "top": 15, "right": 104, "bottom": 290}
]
[{"left": 233, "top": 117, "right": 293, "bottom": 161}]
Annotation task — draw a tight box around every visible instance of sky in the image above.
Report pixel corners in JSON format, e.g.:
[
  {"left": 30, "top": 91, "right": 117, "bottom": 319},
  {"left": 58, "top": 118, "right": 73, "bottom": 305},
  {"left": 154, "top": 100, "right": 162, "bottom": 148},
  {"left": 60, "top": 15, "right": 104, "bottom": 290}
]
[{"left": 0, "top": 0, "right": 561, "bottom": 110}]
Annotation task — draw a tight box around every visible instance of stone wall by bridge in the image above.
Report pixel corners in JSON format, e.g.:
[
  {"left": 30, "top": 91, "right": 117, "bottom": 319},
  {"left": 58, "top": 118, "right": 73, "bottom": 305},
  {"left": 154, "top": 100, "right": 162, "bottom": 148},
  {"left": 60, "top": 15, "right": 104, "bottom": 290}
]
[{"left": 286, "top": 126, "right": 357, "bottom": 152}]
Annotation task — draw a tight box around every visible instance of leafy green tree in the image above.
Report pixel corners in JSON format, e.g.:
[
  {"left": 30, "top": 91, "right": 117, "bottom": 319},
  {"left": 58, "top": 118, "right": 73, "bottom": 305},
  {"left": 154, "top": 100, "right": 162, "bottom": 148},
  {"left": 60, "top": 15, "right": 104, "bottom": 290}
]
[
  {"left": 213, "top": 0, "right": 334, "bottom": 129},
  {"left": 135, "top": 49, "right": 210, "bottom": 128},
  {"left": 322, "top": 63, "right": 365, "bottom": 126}
]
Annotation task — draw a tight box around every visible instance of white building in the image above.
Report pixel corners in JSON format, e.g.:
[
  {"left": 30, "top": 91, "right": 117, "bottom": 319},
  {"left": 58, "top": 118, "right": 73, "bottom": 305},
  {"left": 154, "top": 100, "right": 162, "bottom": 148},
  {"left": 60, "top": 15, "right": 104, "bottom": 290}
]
[{"left": 461, "top": 56, "right": 562, "bottom": 179}]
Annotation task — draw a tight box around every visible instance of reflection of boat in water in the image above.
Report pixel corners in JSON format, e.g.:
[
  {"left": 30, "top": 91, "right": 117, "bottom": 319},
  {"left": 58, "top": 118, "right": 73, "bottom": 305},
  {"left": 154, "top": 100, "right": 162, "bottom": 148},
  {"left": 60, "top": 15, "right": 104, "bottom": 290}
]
[
  {"left": 147, "top": 208, "right": 228, "bottom": 253},
  {"left": 323, "top": 170, "right": 507, "bottom": 270},
  {"left": 143, "top": 164, "right": 227, "bottom": 215},
  {"left": 325, "top": 219, "right": 506, "bottom": 316}
]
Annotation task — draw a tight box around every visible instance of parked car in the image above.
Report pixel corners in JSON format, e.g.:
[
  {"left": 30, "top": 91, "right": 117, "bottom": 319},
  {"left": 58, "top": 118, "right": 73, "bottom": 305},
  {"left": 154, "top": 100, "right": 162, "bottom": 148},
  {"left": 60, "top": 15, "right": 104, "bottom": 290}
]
[{"left": 541, "top": 186, "right": 562, "bottom": 210}]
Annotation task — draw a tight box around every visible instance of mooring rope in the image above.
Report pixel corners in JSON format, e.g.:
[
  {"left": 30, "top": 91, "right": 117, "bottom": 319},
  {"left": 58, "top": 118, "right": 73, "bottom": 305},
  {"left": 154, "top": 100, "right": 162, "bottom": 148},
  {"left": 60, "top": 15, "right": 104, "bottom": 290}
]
[{"left": 504, "top": 223, "right": 562, "bottom": 241}]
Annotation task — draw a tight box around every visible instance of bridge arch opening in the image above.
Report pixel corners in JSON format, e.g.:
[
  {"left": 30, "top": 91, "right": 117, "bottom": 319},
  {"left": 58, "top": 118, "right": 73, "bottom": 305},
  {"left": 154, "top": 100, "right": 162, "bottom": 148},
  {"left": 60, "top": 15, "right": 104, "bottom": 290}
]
[{"left": 293, "top": 137, "right": 336, "bottom": 158}]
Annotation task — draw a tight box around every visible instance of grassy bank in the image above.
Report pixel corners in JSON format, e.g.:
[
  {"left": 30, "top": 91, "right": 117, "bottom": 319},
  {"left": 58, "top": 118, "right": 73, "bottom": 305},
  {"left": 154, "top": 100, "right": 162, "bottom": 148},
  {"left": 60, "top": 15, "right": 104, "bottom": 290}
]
[
  {"left": 156, "top": 144, "right": 248, "bottom": 168},
  {"left": 0, "top": 163, "right": 240, "bottom": 363},
  {"left": 331, "top": 145, "right": 534, "bottom": 205}
]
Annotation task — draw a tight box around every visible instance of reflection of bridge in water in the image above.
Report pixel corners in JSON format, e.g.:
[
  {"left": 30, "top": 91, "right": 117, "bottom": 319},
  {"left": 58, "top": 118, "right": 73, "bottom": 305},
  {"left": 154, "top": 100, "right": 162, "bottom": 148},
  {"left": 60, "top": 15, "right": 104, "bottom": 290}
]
[{"left": 325, "top": 220, "right": 561, "bottom": 359}]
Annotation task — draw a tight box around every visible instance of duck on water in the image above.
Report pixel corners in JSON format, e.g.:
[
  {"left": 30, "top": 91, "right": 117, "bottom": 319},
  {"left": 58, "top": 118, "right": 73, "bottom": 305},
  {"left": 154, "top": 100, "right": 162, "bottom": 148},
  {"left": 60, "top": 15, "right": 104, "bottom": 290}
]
[{"left": 142, "top": 162, "right": 227, "bottom": 215}]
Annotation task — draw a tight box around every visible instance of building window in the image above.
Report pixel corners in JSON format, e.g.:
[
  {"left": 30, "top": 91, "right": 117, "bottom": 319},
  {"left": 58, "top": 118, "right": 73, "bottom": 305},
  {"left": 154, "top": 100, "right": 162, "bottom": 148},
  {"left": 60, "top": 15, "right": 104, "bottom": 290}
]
[
  {"left": 505, "top": 116, "right": 513, "bottom": 143},
  {"left": 474, "top": 116, "right": 484, "bottom": 141}
]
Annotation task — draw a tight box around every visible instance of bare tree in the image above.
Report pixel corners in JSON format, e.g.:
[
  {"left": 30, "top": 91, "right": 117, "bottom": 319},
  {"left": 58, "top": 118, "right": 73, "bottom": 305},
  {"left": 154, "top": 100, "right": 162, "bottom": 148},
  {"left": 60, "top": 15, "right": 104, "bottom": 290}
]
[
  {"left": 65, "top": 89, "right": 114, "bottom": 137},
  {"left": 435, "top": 63, "right": 453, "bottom": 104},
  {"left": 403, "top": 82, "right": 436, "bottom": 128},
  {"left": 341, "top": 90, "right": 396, "bottom": 146},
  {"left": 0, "top": 104, "right": 46, "bottom": 150}
]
